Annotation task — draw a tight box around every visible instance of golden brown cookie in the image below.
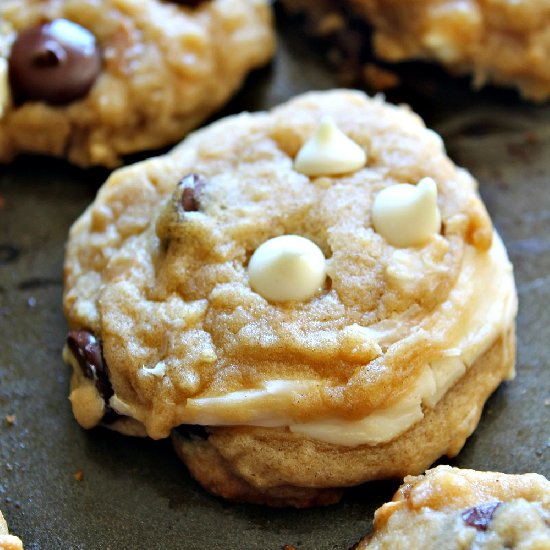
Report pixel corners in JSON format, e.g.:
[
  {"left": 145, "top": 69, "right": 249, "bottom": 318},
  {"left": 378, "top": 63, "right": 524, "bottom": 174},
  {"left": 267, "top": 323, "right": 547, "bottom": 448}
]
[
  {"left": 0, "top": 0, "right": 274, "bottom": 167},
  {"left": 63, "top": 90, "right": 517, "bottom": 506},
  {"left": 356, "top": 466, "right": 550, "bottom": 549},
  {"left": 0, "top": 510, "right": 23, "bottom": 550},
  {"left": 281, "top": 0, "right": 550, "bottom": 101}
]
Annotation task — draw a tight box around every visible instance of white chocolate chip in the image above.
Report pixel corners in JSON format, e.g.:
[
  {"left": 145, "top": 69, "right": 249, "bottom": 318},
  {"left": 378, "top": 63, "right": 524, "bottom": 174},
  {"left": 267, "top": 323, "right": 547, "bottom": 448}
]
[
  {"left": 294, "top": 116, "right": 366, "bottom": 176},
  {"left": 248, "top": 235, "right": 326, "bottom": 302},
  {"left": 0, "top": 58, "right": 9, "bottom": 118},
  {"left": 372, "top": 177, "right": 441, "bottom": 247}
]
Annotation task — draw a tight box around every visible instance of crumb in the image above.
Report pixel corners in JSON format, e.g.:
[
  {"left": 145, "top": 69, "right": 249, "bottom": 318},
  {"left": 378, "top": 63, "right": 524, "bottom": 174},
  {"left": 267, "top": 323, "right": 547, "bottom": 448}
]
[
  {"left": 282, "top": 545, "right": 298, "bottom": 550},
  {"left": 362, "top": 63, "right": 400, "bottom": 91},
  {"left": 5, "top": 414, "right": 15, "bottom": 425},
  {"left": 544, "top": 398, "right": 550, "bottom": 406},
  {"left": 524, "top": 131, "right": 538, "bottom": 145},
  {"left": 74, "top": 469, "right": 84, "bottom": 481},
  {"left": 497, "top": 181, "right": 510, "bottom": 191}
]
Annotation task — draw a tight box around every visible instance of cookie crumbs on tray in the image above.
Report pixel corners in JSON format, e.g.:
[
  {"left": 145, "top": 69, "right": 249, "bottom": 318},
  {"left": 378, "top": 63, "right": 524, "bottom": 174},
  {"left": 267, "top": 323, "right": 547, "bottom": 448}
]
[
  {"left": 5, "top": 415, "right": 15, "bottom": 426},
  {"left": 73, "top": 469, "right": 84, "bottom": 482}
]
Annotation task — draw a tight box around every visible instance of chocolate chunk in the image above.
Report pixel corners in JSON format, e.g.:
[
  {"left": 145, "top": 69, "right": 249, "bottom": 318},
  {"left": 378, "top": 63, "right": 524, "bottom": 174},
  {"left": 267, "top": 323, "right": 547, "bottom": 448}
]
[
  {"left": 178, "top": 173, "right": 206, "bottom": 212},
  {"left": 66, "top": 330, "right": 113, "bottom": 402},
  {"left": 461, "top": 501, "right": 502, "bottom": 531},
  {"left": 175, "top": 424, "right": 209, "bottom": 440},
  {"left": 9, "top": 19, "right": 102, "bottom": 105}
]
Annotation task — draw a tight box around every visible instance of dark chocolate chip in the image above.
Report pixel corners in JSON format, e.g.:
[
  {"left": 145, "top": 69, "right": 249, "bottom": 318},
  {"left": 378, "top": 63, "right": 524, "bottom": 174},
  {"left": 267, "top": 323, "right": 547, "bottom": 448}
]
[
  {"left": 461, "top": 501, "right": 502, "bottom": 531},
  {"left": 178, "top": 173, "right": 206, "bottom": 212},
  {"left": 66, "top": 330, "right": 113, "bottom": 402},
  {"left": 9, "top": 19, "right": 102, "bottom": 105},
  {"left": 175, "top": 424, "right": 209, "bottom": 440}
]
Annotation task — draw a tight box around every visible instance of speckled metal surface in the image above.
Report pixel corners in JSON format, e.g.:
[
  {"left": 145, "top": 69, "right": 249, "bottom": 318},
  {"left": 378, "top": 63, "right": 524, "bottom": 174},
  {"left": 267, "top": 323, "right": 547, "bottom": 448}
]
[{"left": 0, "top": 8, "right": 549, "bottom": 550}]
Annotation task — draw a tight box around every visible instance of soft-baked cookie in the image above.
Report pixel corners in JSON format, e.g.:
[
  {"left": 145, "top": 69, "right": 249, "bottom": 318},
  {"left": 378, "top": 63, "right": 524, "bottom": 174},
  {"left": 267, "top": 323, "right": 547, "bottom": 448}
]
[
  {"left": 0, "top": 0, "right": 274, "bottom": 167},
  {"left": 0, "top": 510, "right": 23, "bottom": 550},
  {"left": 63, "top": 89, "right": 517, "bottom": 507},
  {"left": 356, "top": 466, "right": 550, "bottom": 549},
  {"left": 281, "top": 0, "right": 550, "bottom": 101}
]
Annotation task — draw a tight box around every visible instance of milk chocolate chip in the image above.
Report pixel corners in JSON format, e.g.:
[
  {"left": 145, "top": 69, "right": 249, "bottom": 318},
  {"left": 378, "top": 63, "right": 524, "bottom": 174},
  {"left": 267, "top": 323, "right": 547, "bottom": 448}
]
[
  {"left": 461, "top": 501, "right": 502, "bottom": 531},
  {"left": 9, "top": 19, "right": 102, "bottom": 105},
  {"left": 179, "top": 173, "right": 206, "bottom": 212}
]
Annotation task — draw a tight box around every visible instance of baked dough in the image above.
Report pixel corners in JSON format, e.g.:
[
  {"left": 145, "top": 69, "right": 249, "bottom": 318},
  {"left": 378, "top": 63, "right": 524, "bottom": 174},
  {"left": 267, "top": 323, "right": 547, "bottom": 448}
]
[
  {"left": 281, "top": 0, "right": 550, "bottom": 101},
  {"left": 63, "top": 90, "right": 517, "bottom": 506},
  {"left": 356, "top": 466, "right": 550, "bottom": 549},
  {"left": 0, "top": 510, "right": 23, "bottom": 550},
  {"left": 0, "top": 0, "right": 274, "bottom": 167}
]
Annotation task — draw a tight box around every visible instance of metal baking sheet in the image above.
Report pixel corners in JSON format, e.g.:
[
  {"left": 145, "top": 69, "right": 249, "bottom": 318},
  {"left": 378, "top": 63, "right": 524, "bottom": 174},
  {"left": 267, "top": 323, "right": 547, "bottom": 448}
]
[{"left": 1, "top": 9, "right": 549, "bottom": 549}]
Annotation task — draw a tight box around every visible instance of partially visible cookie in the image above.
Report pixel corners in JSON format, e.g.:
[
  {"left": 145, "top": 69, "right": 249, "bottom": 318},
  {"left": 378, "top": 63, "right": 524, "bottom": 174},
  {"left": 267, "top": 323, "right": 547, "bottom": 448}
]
[
  {"left": 0, "top": 510, "right": 23, "bottom": 550},
  {"left": 0, "top": 0, "right": 274, "bottom": 167},
  {"left": 281, "top": 0, "right": 550, "bottom": 101},
  {"left": 356, "top": 466, "right": 550, "bottom": 550}
]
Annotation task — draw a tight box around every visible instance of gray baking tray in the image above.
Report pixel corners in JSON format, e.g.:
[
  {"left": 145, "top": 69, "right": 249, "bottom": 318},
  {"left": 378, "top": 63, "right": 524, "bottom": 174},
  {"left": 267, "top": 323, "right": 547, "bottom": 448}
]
[{"left": 0, "top": 9, "right": 549, "bottom": 549}]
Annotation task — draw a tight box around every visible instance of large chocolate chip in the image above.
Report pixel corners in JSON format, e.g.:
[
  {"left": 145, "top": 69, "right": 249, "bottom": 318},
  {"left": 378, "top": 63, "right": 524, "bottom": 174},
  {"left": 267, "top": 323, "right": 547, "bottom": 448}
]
[
  {"left": 66, "top": 330, "right": 113, "bottom": 402},
  {"left": 9, "top": 19, "right": 102, "bottom": 105},
  {"left": 461, "top": 501, "right": 502, "bottom": 531},
  {"left": 178, "top": 173, "right": 207, "bottom": 212}
]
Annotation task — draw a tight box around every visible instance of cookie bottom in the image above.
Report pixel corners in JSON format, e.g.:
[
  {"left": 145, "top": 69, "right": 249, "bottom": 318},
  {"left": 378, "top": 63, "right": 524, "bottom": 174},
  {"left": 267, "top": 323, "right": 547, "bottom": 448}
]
[{"left": 172, "top": 328, "right": 515, "bottom": 507}]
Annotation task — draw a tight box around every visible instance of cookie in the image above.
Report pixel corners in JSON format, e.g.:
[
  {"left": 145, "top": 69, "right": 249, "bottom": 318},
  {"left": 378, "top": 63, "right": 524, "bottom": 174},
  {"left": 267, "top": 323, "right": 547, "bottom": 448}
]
[
  {"left": 0, "top": 0, "right": 274, "bottom": 167},
  {"left": 63, "top": 89, "right": 517, "bottom": 506},
  {"left": 281, "top": 0, "right": 550, "bottom": 101},
  {"left": 356, "top": 466, "right": 550, "bottom": 549},
  {"left": 0, "top": 510, "right": 23, "bottom": 550}
]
